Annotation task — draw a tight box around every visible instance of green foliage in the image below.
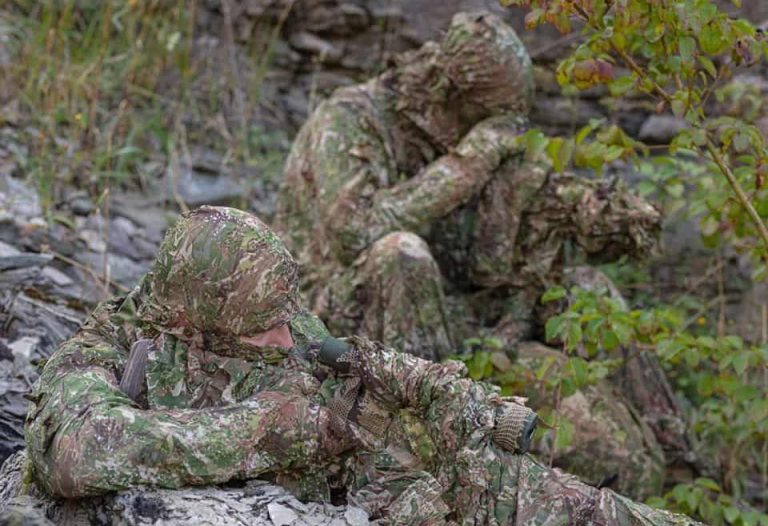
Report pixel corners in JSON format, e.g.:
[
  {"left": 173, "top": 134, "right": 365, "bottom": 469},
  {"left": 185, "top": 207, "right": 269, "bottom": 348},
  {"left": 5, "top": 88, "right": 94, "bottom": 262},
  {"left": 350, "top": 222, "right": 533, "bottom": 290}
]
[
  {"left": 648, "top": 479, "right": 768, "bottom": 526},
  {"left": 502, "top": 0, "right": 768, "bottom": 273},
  {"left": 3, "top": 1, "right": 286, "bottom": 213},
  {"left": 495, "top": 4, "right": 768, "bottom": 514},
  {"left": 541, "top": 285, "right": 768, "bottom": 524}
]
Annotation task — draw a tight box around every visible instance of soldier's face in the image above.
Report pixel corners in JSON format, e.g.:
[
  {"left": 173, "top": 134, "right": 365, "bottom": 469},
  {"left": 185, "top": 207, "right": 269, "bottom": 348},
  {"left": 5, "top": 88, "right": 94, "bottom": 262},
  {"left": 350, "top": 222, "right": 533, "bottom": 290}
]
[{"left": 240, "top": 323, "right": 294, "bottom": 350}]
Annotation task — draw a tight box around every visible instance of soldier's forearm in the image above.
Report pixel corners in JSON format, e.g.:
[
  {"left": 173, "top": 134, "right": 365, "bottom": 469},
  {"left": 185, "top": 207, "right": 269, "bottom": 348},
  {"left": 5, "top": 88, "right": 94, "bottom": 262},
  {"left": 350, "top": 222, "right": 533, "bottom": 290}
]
[
  {"left": 366, "top": 155, "right": 496, "bottom": 239},
  {"left": 29, "top": 382, "right": 345, "bottom": 497},
  {"left": 320, "top": 336, "right": 488, "bottom": 418},
  {"left": 363, "top": 116, "right": 527, "bottom": 239}
]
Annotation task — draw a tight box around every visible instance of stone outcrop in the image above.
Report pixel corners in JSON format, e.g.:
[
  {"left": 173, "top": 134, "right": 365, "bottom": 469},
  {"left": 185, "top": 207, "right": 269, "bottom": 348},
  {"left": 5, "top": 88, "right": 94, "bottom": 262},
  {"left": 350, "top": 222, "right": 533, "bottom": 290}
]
[{"left": 0, "top": 451, "right": 369, "bottom": 526}]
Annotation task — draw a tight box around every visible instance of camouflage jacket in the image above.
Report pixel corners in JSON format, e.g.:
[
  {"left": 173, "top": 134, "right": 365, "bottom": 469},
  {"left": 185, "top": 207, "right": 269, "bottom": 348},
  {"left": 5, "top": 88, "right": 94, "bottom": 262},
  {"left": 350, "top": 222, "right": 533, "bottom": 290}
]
[
  {"left": 276, "top": 15, "right": 660, "bottom": 295},
  {"left": 24, "top": 288, "right": 698, "bottom": 524},
  {"left": 23, "top": 278, "right": 351, "bottom": 500}
]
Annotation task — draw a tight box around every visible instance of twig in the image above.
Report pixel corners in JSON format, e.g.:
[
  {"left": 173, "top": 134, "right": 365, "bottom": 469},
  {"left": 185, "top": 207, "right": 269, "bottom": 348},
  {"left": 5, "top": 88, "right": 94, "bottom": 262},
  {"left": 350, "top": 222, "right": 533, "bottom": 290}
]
[
  {"left": 46, "top": 250, "right": 129, "bottom": 294},
  {"left": 717, "top": 250, "right": 726, "bottom": 337},
  {"left": 706, "top": 140, "right": 768, "bottom": 266}
]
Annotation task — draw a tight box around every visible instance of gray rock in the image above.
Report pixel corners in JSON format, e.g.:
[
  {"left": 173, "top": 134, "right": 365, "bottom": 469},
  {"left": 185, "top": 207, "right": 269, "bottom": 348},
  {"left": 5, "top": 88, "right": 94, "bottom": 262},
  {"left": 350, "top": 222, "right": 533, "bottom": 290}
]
[
  {"left": 109, "top": 216, "right": 158, "bottom": 262},
  {"left": 0, "top": 372, "right": 30, "bottom": 463},
  {"left": 0, "top": 240, "right": 19, "bottom": 257},
  {"left": 0, "top": 451, "right": 370, "bottom": 526},
  {"left": 111, "top": 191, "right": 172, "bottom": 243},
  {"left": 0, "top": 175, "right": 41, "bottom": 220},
  {"left": 289, "top": 32, "right": 343, "bottom": 63},
  {"left": 0, "top": 253, "right": 53, "bottom": 271},
  {"left": 0, "top": 293, "right": 84, "bottom": 360},
  {"left": 75, "top": 251, "right": 148, "bottom": 289},
  {"left": 531, "top": 97, "right": 606, "bottom": 131},
  {"left": 638, "top": 115, "right": 688, "bottom": 144},
  {"left": 168, "top": 169, "right": 244, "bottom": 208},
  {"left": 268, "top": 502, "right": 299, "bottom": 525}
]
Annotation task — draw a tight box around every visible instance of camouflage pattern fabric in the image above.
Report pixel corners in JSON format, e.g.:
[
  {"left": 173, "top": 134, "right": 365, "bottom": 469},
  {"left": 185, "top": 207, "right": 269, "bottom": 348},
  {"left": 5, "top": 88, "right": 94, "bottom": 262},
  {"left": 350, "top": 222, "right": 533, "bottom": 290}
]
[
  {"left": 144, "top": 206, "right": 301, "bottom": 337},
  {"left": 274, "top": 12, "right": 661, "bottom": 361},
  {"left": 273, "top": 10, "right": 668, "bottom": 500},
  {"left": 24, "top": 207, "right": 353, "bottom": 500},
  {"left": 23, "top": 206, "right": 697, "bottom": 524},
  {"left": 515, "top": 342, "right": 666, "bottom": 501},
  {"left": 337, "top": 336, "right": 699, "bottom": 525}
]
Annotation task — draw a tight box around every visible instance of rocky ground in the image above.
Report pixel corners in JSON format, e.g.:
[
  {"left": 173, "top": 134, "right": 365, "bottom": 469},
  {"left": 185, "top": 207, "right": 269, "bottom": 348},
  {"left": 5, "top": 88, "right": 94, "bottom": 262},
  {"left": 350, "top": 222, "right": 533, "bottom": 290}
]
[{"left": 1, "top": 0, "right": 768, "bottom": 523}]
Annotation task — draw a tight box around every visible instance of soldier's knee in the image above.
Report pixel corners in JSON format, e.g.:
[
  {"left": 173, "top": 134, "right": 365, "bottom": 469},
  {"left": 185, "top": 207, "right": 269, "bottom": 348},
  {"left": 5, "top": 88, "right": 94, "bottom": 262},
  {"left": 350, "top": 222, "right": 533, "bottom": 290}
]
[{"left": 367, "top": 232, "right": 437, "bottom": 273}]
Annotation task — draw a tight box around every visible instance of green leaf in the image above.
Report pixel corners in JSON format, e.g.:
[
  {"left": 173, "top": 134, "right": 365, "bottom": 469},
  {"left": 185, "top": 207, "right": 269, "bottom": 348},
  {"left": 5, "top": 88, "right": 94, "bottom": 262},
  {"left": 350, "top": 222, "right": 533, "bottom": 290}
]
[
  {"left": 524, "top": 129, "right": 549, "bottom": 159},
  {"left": 602, "top": 329, "right": 621, "bottom": 351},
  {"left": 671, "top": 99, "right": 686, "bottom": 118},
  {"left": 723, "top": 506, "right": 740, "bottom": 522},
  {"left": 569, "top": 357, "right": 588, "bottom": 388},
  {"left": 468, "top": 352, "right": 491, "bottom": 380},
  {"left": 695, "top": 477, "right": 721, "bottom": 491},
  {"left": 733, "top": 351, "right": 750, "bottom": 375},
  {"left": 542, "top": 286, "right": 567, "bottom": 303},
  {"left": 566, "top": 322, "right": 583, "bottom": 351},
  {"left": 545, "top": 315, "right": 567, "bottom": 343},
  {"left": 546, "top": 137, "right": 575, "bottom": 173},
  {"left": 609, "top": 75, "right": 635, "bottom": 96},
  {"left": 679, "top": 36, "right": 697, "bottom": 60},
  {"left": 699, "top": 56, "right": 718, "bottom": 79},
  {"left": 555, "top": 417, "right": 574, "bottom": 451},
  {"left": 699, "top": 24, "right": 728, "bottom": 55}
]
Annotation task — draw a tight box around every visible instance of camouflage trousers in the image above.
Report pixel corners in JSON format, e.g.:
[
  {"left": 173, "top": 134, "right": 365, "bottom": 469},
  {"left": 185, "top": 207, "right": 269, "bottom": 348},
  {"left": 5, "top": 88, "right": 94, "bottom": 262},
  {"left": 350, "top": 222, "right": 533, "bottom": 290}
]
[{"left": 316, "top": 231, "right": 458, "bottom": 362}]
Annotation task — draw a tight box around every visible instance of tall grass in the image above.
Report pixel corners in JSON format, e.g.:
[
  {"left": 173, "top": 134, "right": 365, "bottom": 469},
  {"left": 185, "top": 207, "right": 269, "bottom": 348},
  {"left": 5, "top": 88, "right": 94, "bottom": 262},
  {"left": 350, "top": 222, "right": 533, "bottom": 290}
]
[{"left": 3, "top": 0, "right": 289, "bottom": 214}]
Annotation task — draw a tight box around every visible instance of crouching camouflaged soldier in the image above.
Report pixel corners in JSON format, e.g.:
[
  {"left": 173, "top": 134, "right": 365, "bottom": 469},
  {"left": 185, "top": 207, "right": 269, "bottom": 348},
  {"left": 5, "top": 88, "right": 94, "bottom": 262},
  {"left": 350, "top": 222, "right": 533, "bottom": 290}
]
[
  {"left": 274, "top": 10, "right": 686, "bottom": 500},
  {"left": 275, "top": 12, "right": 662, "bottom": 363},
  {"left": 24, "top": 206, "right": 699, "bottom": 525}
]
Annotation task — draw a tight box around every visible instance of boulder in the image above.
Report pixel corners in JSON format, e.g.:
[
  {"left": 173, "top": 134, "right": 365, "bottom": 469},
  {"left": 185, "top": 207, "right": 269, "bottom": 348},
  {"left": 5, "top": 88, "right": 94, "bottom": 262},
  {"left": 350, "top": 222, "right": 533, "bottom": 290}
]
[{"left": 0, "top": 451, "right": 369, "bottom": 526}]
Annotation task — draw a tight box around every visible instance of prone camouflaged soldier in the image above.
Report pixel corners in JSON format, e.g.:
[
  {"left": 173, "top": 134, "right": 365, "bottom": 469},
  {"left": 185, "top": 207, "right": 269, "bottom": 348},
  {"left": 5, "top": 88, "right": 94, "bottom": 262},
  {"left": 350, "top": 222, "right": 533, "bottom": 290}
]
[
  {"left": 275, "top": 11, "right": 662, "bottom": 363},
  {"left": 24, "top": 206, "right": 699, "bottom": 525}
]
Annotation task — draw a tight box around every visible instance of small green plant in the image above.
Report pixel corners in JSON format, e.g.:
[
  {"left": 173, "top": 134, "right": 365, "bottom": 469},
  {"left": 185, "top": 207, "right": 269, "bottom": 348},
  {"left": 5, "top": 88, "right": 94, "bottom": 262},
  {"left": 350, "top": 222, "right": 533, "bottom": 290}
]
[
  {"left": 502, "top": 0, "right": 768, "bottom": 274},
  {"left": 541, "top": 285, "right": 768, "bottom": 524},
  {"left": 3, "top": 1, "right": 292, "bottom": 215}
]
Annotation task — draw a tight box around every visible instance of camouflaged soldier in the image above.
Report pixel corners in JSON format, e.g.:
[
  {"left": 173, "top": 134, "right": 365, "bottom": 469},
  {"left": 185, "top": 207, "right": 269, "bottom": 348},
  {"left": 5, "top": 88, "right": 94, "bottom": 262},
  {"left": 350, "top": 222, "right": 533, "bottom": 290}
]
[
  {"left": 275, "top": 11, "right": 670, "bottom": 501},
  {"left": 275, "top": 11, "right": 662, "bottom": 363},
  {"left": 24, "top": 206, "right": 699, "bottom": 525},
  {"left": 25, "top": 206, "right": 351, "bottom": 500}
]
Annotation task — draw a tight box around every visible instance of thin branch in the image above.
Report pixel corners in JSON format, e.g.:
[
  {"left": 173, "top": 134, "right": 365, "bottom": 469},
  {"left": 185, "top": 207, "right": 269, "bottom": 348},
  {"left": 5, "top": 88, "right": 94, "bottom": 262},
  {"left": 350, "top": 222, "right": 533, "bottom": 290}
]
[{"left": 706, "top": 139, "right": 768, "bottom": 265}]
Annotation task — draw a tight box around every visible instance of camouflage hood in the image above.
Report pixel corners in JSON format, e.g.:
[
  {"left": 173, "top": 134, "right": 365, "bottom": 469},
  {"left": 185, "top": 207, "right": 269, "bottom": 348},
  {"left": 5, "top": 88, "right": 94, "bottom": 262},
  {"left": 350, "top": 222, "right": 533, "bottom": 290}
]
[
  {"left": 389, "top": 12, "right": 533, "bottom": 148},
  {"left": 139, "top": 206, "right": 300, "bottom": 337},
  {"left": 441, "top": 12, "right": 533, "bottom": 115}
]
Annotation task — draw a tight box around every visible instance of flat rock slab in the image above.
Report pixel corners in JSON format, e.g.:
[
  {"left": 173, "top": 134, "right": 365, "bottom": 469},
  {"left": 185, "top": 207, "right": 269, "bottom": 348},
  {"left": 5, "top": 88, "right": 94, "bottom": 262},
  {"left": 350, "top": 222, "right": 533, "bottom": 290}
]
[{"left": 0, "top": 451, "right": 370, "bottom": 526}]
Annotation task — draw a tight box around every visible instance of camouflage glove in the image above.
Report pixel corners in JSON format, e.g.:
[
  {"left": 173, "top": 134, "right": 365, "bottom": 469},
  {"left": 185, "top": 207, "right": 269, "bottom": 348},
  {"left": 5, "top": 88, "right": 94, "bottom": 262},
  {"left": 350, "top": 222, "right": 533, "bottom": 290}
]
[
  {"left": 490, "top": 397, "right": 538, "bottom": 454},
  {"left": 455, "top": 114, "right": 528, "bottom": 174}
]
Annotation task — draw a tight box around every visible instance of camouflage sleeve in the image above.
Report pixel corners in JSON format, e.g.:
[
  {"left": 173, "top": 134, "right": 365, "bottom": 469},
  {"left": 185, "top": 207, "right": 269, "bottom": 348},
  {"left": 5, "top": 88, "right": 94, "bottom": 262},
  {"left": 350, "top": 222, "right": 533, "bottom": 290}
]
[
  {"left": 282, "top": 97, "right": 527, "bottom": 263},
  {"left": 340, "top": 336, "right": 500, "bottom": 449},
  {"left": 25, "top": 327, "right": 356, "bottom": 498},
  {"left": 348, "top": 115, "right": 529, "bottom": 254},
  {"left": 340, "top": 338, "right": 699, "bottom": 525}
]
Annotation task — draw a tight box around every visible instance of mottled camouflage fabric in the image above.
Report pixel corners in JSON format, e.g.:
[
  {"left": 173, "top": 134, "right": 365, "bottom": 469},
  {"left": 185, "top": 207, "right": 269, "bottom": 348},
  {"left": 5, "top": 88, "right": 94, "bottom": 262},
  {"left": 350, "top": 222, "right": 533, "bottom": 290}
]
[
  {"left": 144, "top": 206, "right": 300, "bottom": 336},
  {"left": 337, "top": 336, "right": 700, "bottom": 525},
  {"left": 273, "top": 9, "right": 669, "bottom": 504},
  {"left": 25, "top": 207, "right": 356, "bottom": 500},
  {"left": 274, "top": 11, "right": 661, "bottom": 360}
]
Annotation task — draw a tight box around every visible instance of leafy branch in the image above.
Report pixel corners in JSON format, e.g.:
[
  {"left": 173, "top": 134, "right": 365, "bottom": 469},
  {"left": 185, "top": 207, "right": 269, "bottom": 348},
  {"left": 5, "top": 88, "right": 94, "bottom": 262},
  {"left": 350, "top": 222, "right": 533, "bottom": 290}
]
[{"left": 502, "top": 0, "right": 768, "bottom": 269}]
